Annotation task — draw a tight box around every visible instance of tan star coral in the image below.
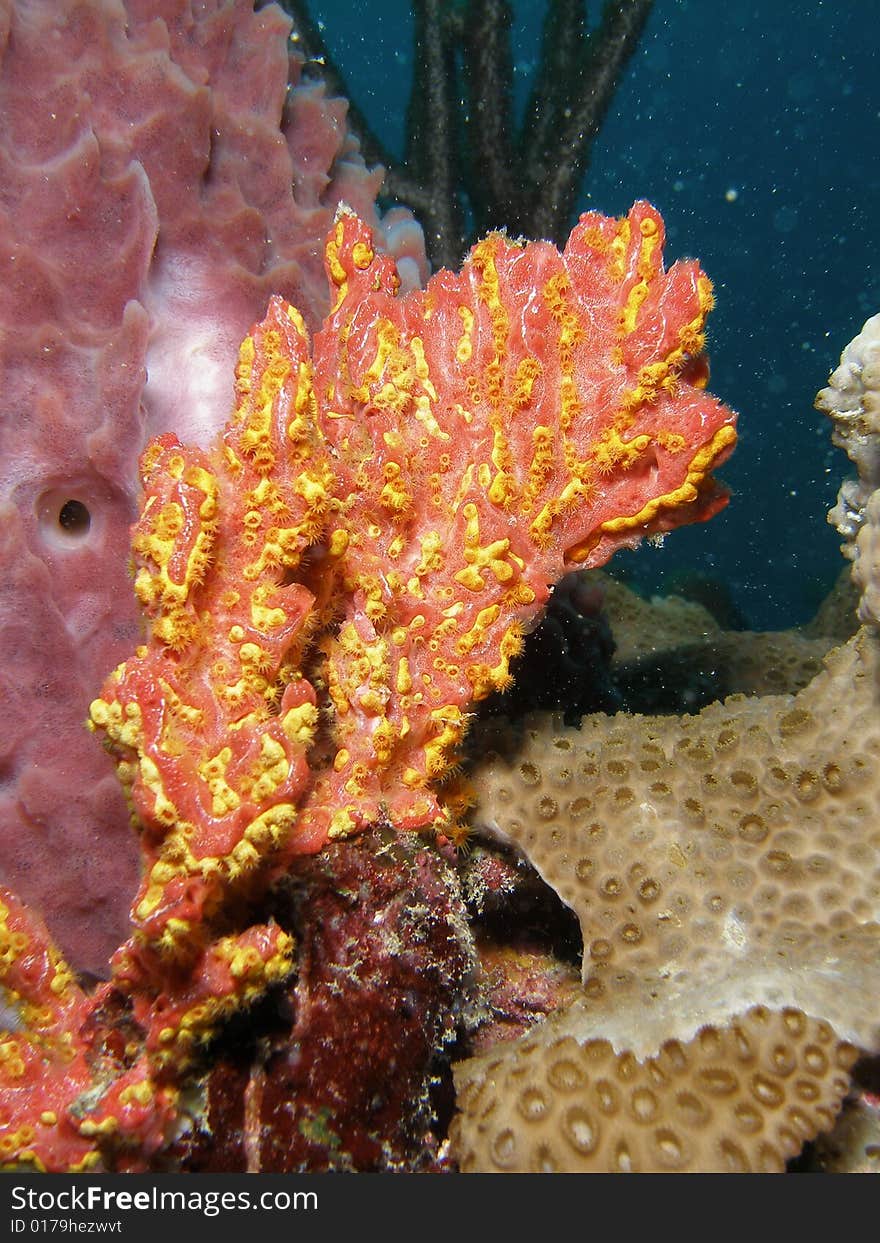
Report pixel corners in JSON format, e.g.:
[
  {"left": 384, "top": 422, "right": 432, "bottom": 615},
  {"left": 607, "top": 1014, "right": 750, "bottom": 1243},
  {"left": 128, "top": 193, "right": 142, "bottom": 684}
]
[
  {"left": 450, "top": 312, "right": 880, "bottom": 1172},
  {"left": 596, "top": 569, "right": 837, "bottom": 697},
  {"left": 466, "top": 626, "right": 880, "bottom": 1058},
  {"left": 452, "top": 626, "right": 880, "bottom": 1172},
  {"left": 452, "top": 1005, "right": 857, "bottom": 1173}
]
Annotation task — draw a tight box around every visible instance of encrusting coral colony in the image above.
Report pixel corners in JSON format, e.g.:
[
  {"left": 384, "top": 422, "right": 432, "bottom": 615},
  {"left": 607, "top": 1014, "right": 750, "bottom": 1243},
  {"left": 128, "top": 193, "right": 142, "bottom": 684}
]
[{"left": 0, "top": 0, "right": 878, "bottom": 1174}]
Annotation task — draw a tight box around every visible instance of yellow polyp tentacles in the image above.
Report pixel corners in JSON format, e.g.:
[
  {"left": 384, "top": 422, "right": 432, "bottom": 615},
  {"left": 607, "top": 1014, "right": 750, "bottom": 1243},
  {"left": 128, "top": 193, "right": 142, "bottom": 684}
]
[
  {"left": 370, "top": 380, "right": 411, "bottom": 418},
  {"left": 528, "top": 332, "right": 695, "bottom": 546},
  {"left": 0, "top": 902, "right": 27, "bottom": 980},
  {"left": 233, "top": 804, "right": 298, "bottom": 869},
  {"left": 157, "top": 684, "right": 204, "bottom": 762},
  {"left": 456, "top": 604, "right": 501, "bottom": 656},
  {"left": 250, "top": 734, "right": 290, "bottom": 803},
  {"left": 380, "top": 461, "right": 413, "bottom": 514},
  {"left": 621, "top": 361, "right": 675, "bottom": 414},
  {"left": 328, "top": 623, "right": 390, "bottom": 719},
  {"left": 498, "top": 620, "right": 525, "bottom": 668},
  {"left": 511, "top": 356, "right": 541, "bottom": 409},
  {"left": 521, "top": 425, "right": 555, "bottom": 513},
  {"left": 657, "top": 429, "right": 687, "bottom": 454},
  {"left": 134, "top": 798, "right": 300, "bottom": 939},
  {"left": 542, "top": 274, "right": 585, "bottom": 440},
  {"left": 593, "top": 427, "right": 652, "bottom": 475},
  {"left": 371, "top": 718, "right": 397, "bottom": 765},
  {"left": 456, "top": 306, "right": 475, "bottom": 362},
  {"left": 199, "top": 746, "right": 240, "bottom": 817},
  {"left": 607, "top": 216, "right": 632, "bottom": 281},
  {"left": 542, "top": 272, "right": 573, "bottom": 322},
  {"left": 240, "top": 642, "right": 274, "bottom": 678},
  {"left": 131, "top": 448, "right": 220, "bottom": 650},
  {"left": 0, "top": 1042, "right": 26, "bottom": 1082},
  {"left": 529, "top": 499, "right": 560, "bottom": 550},
  {"left": 471, "top": 236, "right": 504, "bottom": 320},
  {"left": 503, "top": 581, "right": 537, "bottom": 610},
  {"left": 618, "top": 213, "right": 662, "bottom": 336},
  {"left": 423, "top": 706, "right": 467, "bottom": 778},
  {"left": 234, "top": 333, "right": 256, "bottom": 396},
  {"left": 151, "top": 928, "right": 295, "bottom": 1071},
  {"left": 250, "top": 583, "right": 287, "bottom": 633},
  {"left": 281, "top": 702, "right": 318, "bottom": 747},
  {"left": 287, "top": 360, "right": 318, "bottom": 447},
  {"left": 84, "top": 205, "right": 737, "bottom": 988},
  {"left": 565, "top": 422, "right": 738, "bottom": 563},
  {"left": 139, "top": 437, "right": 169, "bottom": 483},
  {"left": 87, "top": 697, "right": 143, "bottom": 752},
  {"left": 469, "top": 236, "right": 519, "bottom": 486},
  {"left": 364, "top": 574, "right": 390, "bottom": 622},
  {"left": 326, "top": 217, "right": 353, "bottom": 311},
  {"left": 667, "top": 274, "right": 714, "bottom": 369},
  {"left": 697, "top": 274, "right": 715, "bottom": 317},
  {"left": 294, "top": 460, "right": 335, "bottom": 518},
  {"left": 454, "top": 503, "right": 520, "bottom": 591},
  {"left": 621, "top": 287, "right": 715, "bottom": 425},
  {"left": 343, "top": 762, "right": 371, "bottom": 799},
  {"left": 238, "top": 338, "right": 290, "bottom": 476},
  {"left": 350, "top": 319, "right": 450, "bottom": 449}
]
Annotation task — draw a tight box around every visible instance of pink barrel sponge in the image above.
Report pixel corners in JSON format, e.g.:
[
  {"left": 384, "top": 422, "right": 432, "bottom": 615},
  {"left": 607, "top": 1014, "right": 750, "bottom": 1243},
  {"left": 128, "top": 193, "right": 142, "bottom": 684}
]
[{"left": 0, "top": 0, "right": 426, "bottom": 972}]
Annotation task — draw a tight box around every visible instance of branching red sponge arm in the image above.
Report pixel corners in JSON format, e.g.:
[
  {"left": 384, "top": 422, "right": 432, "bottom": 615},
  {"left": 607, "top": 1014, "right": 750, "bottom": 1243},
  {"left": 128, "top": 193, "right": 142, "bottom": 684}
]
[
  {"left": 90, "top": 203, "right": 736, "bottom": 892},
  {"left": 299, "top": 203, "right": 737, "bottom": 839},
  {"left": 0, "top": 888, "right": 175, "bottom": 1171}
]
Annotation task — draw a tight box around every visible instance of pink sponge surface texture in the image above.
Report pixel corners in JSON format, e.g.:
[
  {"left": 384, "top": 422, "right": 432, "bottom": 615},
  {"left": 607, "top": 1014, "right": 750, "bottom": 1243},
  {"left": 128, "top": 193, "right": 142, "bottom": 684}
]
[{"left": 0, "top": 0, "right": 426, "bottom": 972}]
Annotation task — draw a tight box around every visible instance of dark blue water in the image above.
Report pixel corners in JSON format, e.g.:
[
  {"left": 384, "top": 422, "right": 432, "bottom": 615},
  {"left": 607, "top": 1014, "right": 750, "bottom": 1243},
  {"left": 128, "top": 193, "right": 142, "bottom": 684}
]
[{"left": 311, "top": 0, "right": 879, "bottom": 630}]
